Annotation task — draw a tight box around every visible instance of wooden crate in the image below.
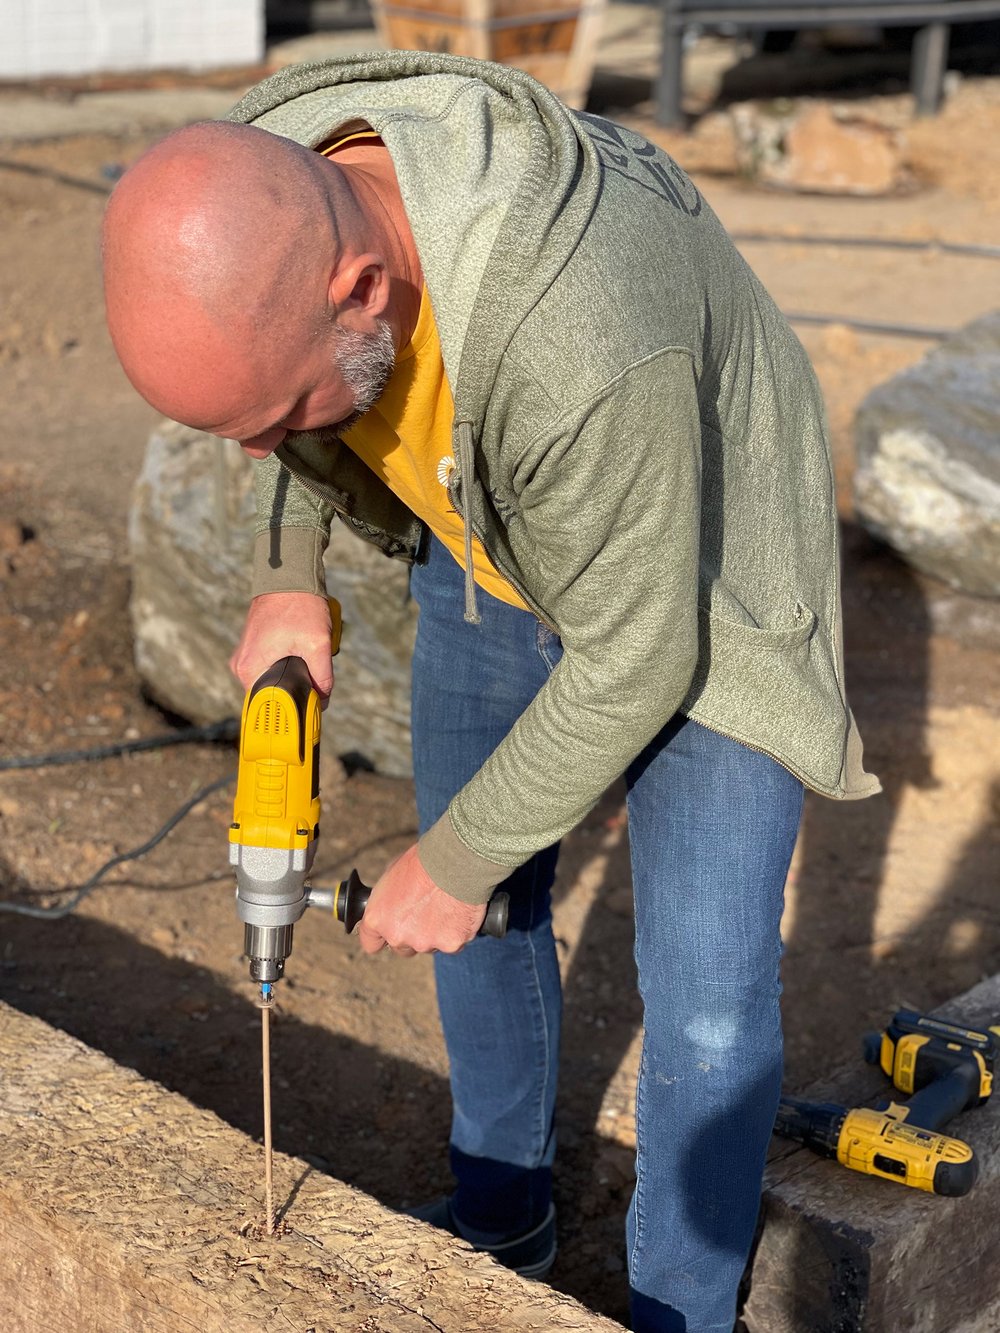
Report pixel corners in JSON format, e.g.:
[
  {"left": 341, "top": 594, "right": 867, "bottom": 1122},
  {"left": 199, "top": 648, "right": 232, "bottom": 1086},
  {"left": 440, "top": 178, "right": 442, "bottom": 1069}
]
[{"left": 370, "top": 0, "right": 608, "bottom": 108}]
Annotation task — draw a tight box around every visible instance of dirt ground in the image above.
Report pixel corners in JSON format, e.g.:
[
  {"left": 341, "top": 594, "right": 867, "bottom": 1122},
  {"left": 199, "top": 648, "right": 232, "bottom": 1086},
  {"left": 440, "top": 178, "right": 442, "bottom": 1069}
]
[{"left": 1, "top": 35, "right": 999, "bottom": 1330}]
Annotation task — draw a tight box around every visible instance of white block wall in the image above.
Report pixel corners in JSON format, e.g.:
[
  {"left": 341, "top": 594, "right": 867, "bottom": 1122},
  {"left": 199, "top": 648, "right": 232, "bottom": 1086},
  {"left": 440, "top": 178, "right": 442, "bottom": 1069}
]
[{"left": 0, "top": 0, "right": 265, "bottom": 79}]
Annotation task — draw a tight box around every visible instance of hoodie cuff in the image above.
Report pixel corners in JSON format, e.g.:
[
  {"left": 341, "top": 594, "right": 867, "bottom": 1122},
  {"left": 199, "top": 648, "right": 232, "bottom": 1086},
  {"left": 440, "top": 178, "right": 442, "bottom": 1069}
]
[
  {"left": 252, "top": 528, "right": 328, "bottom": 598},
  {"left": 418, "top": 811, "right": 518, "bottom": 906}
]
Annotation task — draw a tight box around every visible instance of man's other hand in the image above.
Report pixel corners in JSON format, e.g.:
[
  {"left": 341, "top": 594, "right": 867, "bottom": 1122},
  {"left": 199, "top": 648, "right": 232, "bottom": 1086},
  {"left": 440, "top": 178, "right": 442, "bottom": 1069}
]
[
  {"left": 230, "top": 591, "right": 335, "bottom": 698},
  {"left": 358, "top": 844, "right": 488, "bottom": 957}
]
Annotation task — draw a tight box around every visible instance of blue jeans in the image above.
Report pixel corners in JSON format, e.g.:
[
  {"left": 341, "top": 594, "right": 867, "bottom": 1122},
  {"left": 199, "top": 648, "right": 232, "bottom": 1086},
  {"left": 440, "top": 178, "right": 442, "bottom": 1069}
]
[{"left": 410, "top": 536, "right": 803, "bottom": 1333}]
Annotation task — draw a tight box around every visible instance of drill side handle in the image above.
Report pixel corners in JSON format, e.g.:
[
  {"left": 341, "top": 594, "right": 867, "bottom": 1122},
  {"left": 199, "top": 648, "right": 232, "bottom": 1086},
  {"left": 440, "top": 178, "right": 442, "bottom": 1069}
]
[
  {"left": 334, "top": 868, "right": 509, "bottom": 939},
  {"left": 900, "top": 1061, "right": 983, "bottom": 1131}
]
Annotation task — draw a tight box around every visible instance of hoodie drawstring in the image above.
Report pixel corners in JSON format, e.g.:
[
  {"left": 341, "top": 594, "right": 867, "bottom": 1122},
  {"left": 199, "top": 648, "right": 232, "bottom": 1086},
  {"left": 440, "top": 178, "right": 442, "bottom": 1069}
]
[{"left": 456, "top": 420, "right": 482, "bottom": 625}]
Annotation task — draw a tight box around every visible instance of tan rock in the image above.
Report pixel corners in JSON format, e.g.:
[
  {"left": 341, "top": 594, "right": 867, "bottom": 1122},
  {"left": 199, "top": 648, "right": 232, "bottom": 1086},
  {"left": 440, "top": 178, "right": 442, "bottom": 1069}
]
[
  {"left": 0, "top": 519, "right": 27, "bottom": 552},
  {"left": 732, "top": 100, "right": 907, "bottom": 196},
  {"left": 780, "top": 103, "right": 902, "bottom": 195}
]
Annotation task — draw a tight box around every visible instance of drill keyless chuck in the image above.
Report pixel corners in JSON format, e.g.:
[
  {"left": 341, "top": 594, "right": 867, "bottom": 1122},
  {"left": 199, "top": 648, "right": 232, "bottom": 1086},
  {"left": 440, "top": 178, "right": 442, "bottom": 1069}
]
[{"left": 244, "top": 923, "right": 295, "bottom": 982}]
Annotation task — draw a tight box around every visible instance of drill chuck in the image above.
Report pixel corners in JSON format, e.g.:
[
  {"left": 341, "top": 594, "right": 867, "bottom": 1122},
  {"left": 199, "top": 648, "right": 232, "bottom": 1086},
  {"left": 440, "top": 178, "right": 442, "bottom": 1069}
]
[
  {"left": 776, "top": 1097, "right": 845, "bottom": 1157},
  {"left": 244, "top": 923, "right": 296, "bottom": 982}
]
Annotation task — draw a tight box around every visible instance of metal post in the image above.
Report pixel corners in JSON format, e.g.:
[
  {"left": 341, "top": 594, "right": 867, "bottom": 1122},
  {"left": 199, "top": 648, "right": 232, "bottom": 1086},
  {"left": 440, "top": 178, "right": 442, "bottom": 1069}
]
[
  {"left": 656, "top": 0, "right": 686, "bottom": 127},
  {"left": 911, "top": 21, "right": 950, "bottom": 116}
]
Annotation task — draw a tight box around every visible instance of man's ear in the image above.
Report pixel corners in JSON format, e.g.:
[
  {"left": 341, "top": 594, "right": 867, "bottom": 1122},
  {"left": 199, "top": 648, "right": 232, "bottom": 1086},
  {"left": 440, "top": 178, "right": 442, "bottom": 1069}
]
[{"left": 328, "top": 253, "right": 389, "bottom": 326}]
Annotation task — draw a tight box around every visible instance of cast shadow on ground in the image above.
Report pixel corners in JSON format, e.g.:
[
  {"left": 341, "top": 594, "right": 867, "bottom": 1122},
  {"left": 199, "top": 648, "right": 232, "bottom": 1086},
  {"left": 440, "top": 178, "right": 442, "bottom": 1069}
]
[
  {"left": 0, "top": 911, "right": 454, "bottom": 1194},
  {"left": 714, "top": 30, "right": 1000, "bottom": 108},
  {"left": 0, "top": 158, "right": 113, "bottom": 195},
  {"left": 783, "top": 526, "right": 1000, "bottom": 1083}
]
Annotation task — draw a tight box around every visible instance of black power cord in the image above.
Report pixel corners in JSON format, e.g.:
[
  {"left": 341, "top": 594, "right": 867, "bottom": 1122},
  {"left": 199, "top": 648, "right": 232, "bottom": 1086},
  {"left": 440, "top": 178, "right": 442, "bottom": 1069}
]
[
  {"left": 0, "top": 773, "right": 234, "bottom": 919},
  {"left": 731, "top": 232, "right": 1000, "bottom": 261},
  {"left": 785, "top": 311, "right": 952, "bottom": 340},
  {"left": 0, "top": 718, "right": 239, "bottom": 772},
  {"left": 729, "top": 229, "right": 1000, "bottom": 341},
  {"left": 0, "top": 723, "right": 240, "bottom": 917}
]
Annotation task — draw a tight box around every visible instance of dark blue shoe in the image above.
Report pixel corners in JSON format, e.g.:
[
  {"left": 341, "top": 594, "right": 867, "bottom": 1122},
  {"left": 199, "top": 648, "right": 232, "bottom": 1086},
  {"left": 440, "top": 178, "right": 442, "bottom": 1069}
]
[{"left": 407, "top": 1195, "right": 557, "bottom": 1280}]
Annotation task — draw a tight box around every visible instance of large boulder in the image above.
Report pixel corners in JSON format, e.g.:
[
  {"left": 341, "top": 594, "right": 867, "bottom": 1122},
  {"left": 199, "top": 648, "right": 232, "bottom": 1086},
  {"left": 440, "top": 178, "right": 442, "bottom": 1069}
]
[
  {"left": 129, "top": 420, "right": 417, "bottom": 776},
  {"left": 853, "top": 312, "right": 1000, "bottom": 598}
]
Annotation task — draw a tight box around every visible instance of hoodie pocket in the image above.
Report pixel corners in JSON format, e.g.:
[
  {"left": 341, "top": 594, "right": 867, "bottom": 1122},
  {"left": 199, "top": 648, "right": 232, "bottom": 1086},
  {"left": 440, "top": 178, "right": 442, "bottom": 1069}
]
[
  {"left": 700, "top": 600, "right": 817, "bottom": 650},
  {"left": 682, "top": 598, "right": 850, "bottom": 790},
  {"left": 695, "top": 582, "right": 817, "bottom": 648}
]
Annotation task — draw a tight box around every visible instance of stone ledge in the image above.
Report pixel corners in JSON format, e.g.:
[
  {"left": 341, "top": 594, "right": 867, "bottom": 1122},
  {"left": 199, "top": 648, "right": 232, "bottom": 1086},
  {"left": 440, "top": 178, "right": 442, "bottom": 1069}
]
[
  {"left": 0, "top": 1002, "right": 621, "bottom": 1333},
  {"left": 743, "top": 973, "right": 1000, "bottom": 1333}
]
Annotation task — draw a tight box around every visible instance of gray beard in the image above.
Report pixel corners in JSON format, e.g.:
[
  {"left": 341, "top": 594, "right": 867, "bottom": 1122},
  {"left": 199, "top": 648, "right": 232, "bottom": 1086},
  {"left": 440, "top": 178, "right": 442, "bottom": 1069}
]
[{"left": 331, "top": 319, "right": 396, "bottom": 433}]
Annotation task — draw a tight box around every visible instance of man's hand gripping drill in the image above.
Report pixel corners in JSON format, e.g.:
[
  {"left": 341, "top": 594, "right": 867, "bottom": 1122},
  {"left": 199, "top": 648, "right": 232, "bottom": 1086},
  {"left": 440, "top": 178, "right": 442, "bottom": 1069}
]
[{"left": 229, "top": 594, "right": 503, "bottom": 963}]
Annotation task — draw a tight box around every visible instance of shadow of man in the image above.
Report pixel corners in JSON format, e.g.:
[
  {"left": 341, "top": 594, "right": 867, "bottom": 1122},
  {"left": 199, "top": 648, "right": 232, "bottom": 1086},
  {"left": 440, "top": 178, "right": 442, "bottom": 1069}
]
[
  {"left": 761, "top": 524, "right": 1000, "bottom": 1331},
  {"left": 781, "top": 523, "right": 938, "bottom": 1088}
]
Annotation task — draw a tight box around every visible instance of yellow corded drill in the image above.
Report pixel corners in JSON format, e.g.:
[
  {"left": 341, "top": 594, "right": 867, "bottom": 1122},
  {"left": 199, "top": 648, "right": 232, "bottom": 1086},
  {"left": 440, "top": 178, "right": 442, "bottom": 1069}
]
[
  {"left": 229, "top": 600, "right": 509, "bottom": 1003},
  {"left": 775, "top": 1009, "right": 1000, "bottom": 1197}
]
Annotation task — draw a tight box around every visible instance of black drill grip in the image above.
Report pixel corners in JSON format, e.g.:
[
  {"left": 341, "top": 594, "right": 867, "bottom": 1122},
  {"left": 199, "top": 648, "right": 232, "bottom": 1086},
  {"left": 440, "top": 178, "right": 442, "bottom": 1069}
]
[
  {"left": 246, "top": 655, "right": 316, "bottom": 764},
  {"left": 900, "top": 1061, "right": 983, "bottom": 1131},
  {"left": 334, "top": 868, "right": 508, "bottom": 939}
]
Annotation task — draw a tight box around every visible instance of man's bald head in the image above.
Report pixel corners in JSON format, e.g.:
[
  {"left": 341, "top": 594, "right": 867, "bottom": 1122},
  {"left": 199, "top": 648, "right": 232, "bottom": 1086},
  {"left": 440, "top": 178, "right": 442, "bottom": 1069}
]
[{"left": 102, "top": 121, "right": 361, "bottom": 427}]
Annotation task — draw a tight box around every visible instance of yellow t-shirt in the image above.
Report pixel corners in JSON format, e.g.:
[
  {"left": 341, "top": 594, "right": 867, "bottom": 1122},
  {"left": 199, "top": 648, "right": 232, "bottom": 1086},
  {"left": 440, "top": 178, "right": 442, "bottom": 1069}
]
[
  {"left": 341, "top": 288, "right": 529, "bottom": 612},
  {"left": 321, "top": 134, "right": 527, "bottom": 612}
]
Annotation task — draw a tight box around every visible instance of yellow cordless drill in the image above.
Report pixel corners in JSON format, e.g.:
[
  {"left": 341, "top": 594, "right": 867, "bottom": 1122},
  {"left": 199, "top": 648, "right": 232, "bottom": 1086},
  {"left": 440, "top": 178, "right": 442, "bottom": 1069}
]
[{"left": 775, "top": 1009, "right": 999, "bottom": 1197}]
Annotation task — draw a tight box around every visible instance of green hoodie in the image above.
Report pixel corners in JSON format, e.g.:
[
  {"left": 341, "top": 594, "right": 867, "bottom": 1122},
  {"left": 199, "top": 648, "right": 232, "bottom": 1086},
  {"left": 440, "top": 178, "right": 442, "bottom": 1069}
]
[{"left": 227, "top": 52, "right": 879, "bottom": 905}]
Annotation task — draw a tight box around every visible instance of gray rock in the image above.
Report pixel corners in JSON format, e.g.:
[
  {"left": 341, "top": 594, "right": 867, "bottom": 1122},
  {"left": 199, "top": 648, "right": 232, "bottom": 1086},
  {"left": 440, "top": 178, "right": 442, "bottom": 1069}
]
[
  {"left": 854, "top": 312, "right": 1000, "bottom": 598},
  {"left": 129, "top": 420, "right": 416, "bottom": 777}
]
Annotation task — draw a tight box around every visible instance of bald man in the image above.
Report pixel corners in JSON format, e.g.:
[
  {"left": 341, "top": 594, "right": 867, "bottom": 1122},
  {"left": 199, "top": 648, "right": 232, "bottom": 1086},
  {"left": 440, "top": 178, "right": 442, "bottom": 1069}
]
[{"left": 103, "top": 52, "right": 878, "bottom": 1333}]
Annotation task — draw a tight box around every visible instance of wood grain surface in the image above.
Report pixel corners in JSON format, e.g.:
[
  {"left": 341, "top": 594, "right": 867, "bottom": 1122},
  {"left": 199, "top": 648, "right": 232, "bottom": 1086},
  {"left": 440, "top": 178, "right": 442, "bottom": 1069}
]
[{"left": 0, "top": 1003, "right": 622, "bottom": 1333}]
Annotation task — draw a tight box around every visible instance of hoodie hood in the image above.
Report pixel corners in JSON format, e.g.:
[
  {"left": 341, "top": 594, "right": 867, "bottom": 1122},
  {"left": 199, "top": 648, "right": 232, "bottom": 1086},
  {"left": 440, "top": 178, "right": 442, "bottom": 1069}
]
[{"left": 227, "top": 52, "right": 602, "bottom": 429}]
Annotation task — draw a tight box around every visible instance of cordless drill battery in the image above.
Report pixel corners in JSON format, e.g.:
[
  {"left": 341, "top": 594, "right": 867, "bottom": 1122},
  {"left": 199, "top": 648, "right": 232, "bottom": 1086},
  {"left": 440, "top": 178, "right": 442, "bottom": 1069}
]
[{"left": 866, "top": 1009, "right": 999, "bottom": 1109}]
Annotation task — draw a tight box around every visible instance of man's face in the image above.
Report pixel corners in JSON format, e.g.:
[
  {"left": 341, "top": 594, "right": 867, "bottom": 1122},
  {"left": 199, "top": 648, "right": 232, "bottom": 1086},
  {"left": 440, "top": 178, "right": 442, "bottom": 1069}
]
[{"left": 216, "top": 319, "right": 396, "bottom": 459}]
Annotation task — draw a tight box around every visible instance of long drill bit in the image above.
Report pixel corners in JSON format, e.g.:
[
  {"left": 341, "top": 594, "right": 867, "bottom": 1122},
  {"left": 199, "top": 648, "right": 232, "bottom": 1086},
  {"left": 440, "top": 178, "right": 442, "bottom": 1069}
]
[{"left": 260, "top": 983, "right": 274, "bottom": 1235}]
